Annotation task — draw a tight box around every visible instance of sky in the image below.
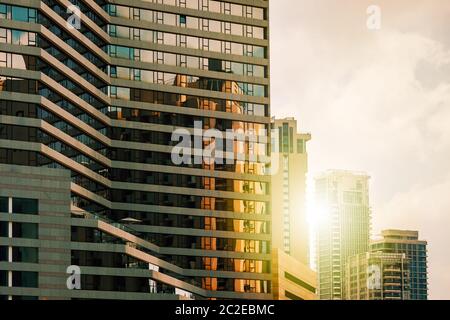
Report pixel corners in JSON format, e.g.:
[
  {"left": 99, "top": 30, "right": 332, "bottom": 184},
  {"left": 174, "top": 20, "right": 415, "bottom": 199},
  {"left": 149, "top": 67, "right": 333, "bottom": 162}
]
[{"left": 270, "top": 0, "right": 450, "bottom": 299}]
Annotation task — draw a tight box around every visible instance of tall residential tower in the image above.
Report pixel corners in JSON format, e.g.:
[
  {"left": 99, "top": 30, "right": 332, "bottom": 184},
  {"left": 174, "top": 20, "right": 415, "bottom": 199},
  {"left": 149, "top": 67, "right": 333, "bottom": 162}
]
[
  {"left": 270, "top": 117, "right": 311, "bottom": 265},
  {"left": 0, "top": 0, "right": 271, "bottom": 300},
  {"left": 315, "top": 170, "right": 371, "bottom": 300},
  {"left": 270, "top": 117, "right": 316, "bottom": 300}
]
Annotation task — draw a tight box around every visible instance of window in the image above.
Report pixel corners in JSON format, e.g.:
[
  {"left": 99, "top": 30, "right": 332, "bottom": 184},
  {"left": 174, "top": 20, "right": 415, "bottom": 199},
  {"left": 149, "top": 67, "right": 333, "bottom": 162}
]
[
  {"left": 12, "top": 222, "right": 38, "bottom": 239},
  {"left": 179, "top": 15, "right": 186, "bottom": 25},
  {"left": 11, "top": 7, "right": 28, "bottom": 22},
  {"left": 285, "top": 290, "right": 304, "bottom": 300},
  {"left": 0, "top": 246, "right": 7, "bottom": 261},
  {"left": 0, "top": 222, "right": 7, "bottom": 237},
  {"left": 285, "top": 272, "right": 316, "bottom": 293},
  {"left": 12, "top": 198, "right": 38, "bottom": 214},
  {"left": 13, "top": 247, "right": 38, "bottom": 263},
  {"left": 0, "top": 197, "right": 7, "bottom": 212},
  {"left": 297, "top": 139, "right": 304, "bottom": 154},
  {"left": 0, "top": 270, "right": 7, "bottom": 286},
  {"left": 0, "top": 4, "right": 6, "bottom": 19},
  {"left": 12, "top": 271, "right": 38, "bottom": 288}
]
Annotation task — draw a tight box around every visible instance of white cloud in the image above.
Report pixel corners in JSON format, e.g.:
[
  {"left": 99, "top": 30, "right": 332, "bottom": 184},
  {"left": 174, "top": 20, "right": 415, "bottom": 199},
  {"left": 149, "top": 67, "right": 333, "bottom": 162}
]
[{"left": 375, "top": 177, "right": 450, "bottom": 299}]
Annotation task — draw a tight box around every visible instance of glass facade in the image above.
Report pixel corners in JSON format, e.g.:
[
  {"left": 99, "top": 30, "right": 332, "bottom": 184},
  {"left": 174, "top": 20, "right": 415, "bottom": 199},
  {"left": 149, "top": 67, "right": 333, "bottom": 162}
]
[
  {"left": 370, "top": 231, "right": 428, "bottom": 300},
  {"left": 0, "top": 0, "right": 270, "bottom": 299}
]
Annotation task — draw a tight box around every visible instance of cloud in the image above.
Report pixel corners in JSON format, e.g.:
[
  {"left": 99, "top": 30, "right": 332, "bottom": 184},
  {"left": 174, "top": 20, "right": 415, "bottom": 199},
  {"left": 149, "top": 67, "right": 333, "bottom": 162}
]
[{"left": 375, "top": 177, "right": 450, "bottom": 299}]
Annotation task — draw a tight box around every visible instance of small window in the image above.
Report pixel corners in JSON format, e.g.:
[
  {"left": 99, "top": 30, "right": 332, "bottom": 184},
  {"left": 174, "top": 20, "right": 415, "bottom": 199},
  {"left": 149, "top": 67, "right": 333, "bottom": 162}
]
[
  {"left": 297, "top": 139, "right": 304, "bottom": 154},
  {"left": 12, "top": 271, "right": 38, "bottom": 288},
  {"left": 13, "top": 247, "right": 38, "bottom": 263},
  {"left": 0, "top": 246, "right": 8, "bottom": 261},
  {"left": 179, "top": 15, "right": 187, "bottom": 25},
  {"left": 12, "top": 198, "right": 38, "bottom": 215},
  {"left": 0, "top": 270, "right": 7, "bottom": 286},
  {"left": 0, "top": 197, "right": 7, "bottom": 212},
  {"left": 13, "top": 222, "right": 38, "bottom": 239},
  {"left": 0, "top": 222, "right": 7, "bottom": 237}
]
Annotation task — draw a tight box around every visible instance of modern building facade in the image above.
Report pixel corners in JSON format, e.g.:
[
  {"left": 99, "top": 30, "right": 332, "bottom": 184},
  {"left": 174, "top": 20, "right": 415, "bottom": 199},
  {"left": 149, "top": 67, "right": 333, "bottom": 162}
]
[
  {"left": 370, "top": 230, "right": 428, "bottom": 300},
  {"left": 271, "top": 248, "right": 317, "bottom": 300},
  {"left": 314, "top": 170, "right": 371, "bottom": 300},
  {"left": 344, "top": 251, "right": 410, "bottom": 300},
  {"left": 0, "top": 0, "right": 271, "bottom": 299},
  {"left": 270, "top": 117, "right": 311, "bottom": 265}
]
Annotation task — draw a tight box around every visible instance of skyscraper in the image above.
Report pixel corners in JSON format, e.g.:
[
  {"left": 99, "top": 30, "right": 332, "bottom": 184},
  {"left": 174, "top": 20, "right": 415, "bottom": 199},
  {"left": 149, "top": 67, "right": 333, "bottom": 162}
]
[
  {"left": 314, "top": 170, "right": 371, "bottom": 300},
  {"left": 270, "top": 117, "right": 311, "bottom": 265},
  {"left": 370, "top": 230, "right": 428, "bottom": 300},
  {"left": 344, "top": 251, "right": 410, "bottom": 300},
  {"left": 0, "top": 0, "right": 271, "bottom": 300}
]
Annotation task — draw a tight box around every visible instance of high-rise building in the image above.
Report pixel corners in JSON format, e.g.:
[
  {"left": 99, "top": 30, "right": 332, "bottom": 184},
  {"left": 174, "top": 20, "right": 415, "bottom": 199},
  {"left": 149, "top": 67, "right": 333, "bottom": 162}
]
[
  {"left": 271, "top": 248, "right": 317, "bottom": 300},
  {"left": 0, "top": 0, "right": 271, "bottom": 300},
  {"left": 270, "top": 117, "right": 311, "bottom": 265},
  {"left": 314, "top": 170, "right": 371, "bottom": 300},
  {"left": 344, "top": 251, "right": 410, "bottom": 300},
  {"left": 370, "top": 230, "right": 428, "bottom": 300}
]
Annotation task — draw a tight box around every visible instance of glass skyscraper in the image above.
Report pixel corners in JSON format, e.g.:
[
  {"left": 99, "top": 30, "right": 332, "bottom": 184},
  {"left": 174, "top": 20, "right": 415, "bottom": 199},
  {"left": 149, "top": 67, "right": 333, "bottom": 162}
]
[
  {"left": 0, "top": 0, "right": 271, "bottom": 300},
  {"left": 315, "top": 170, "right": 371, "bottom": 300}
]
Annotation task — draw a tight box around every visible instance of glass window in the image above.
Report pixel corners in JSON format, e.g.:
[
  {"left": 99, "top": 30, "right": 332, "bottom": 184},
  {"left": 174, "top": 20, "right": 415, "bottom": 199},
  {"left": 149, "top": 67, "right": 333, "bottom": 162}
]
[
  {"left": 116, "top": 5, "right": 130, "bottom": 19},
  {"left": 0, "top": 197, "right": 7, "bottom": 212},
  {"left": 11, "top": 7, "right": 28, "bottom": 22},
  {"left": 140, "top": 49, "right": 152, "bottom": 63},
  {"left": 12, "top": 271, "right": 38, "bottom": 288},
  {"left": 186, "top": 0, "right": 199, "bottom": 10},
  {"left": 186, "top": 16, "right": 198, "bottom": 29},
  {"left": 0, "top": 4, "right": 6, "bottom": 19},
  {"left": 231, "top": 4, "right": 243, "bottom": 16},
  {"left": 164, "top": 13, "right": 176, "bottom": 26},
  {"left": 12, "top": 222, "right": 38, "bottom": 239},
  {"left": 0, "top": 222, "right": 7, "bottom": 237},
  {"left": 13, "top": 247, "right": 38, "bottom": 263},
  {"left": 0, "top": 270, "right": 7, "bottom": 286},
  {"left": 12, "top": 198, "right": 38, "bottom": 214},
  {"left": 253, "top": 8, "right": 264, "bottom": 20},
  {"left": 0, "top": 246, "right": 7, "bottom": 261}
]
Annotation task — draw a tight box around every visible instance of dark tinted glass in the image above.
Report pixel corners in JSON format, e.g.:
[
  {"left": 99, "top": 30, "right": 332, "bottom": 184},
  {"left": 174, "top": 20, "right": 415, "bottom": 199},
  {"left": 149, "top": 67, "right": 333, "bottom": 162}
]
[
  {"left": 0, "top": 246, "right": 7, "bottom": 261},
  {"left": 0, "top": 197, "right": 7, "bottom": 212},
  {"left": 0, "top": 270, "right": 7, "bottom": 286},
  {"left": 12, "top": 247, "right": 38, "bottom": 263},
  {"left": 12, "top": 198, "right": 38, "bottom": 214},
  {"left": 0, "top": 222, "right": 8, "bottom": 237},
  {"left": 12, "top": 271, "right": 38, "bottom": 288},
  {"left": 12, "top": 222, "right": 38, "bottom": 239}
]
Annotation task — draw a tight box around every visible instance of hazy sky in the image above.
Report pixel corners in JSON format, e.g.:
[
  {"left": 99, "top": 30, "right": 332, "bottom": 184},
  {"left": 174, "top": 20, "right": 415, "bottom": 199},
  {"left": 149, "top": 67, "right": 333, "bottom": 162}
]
[{"left": 270, "top": 0, "right": 450, "bottom": 299}]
